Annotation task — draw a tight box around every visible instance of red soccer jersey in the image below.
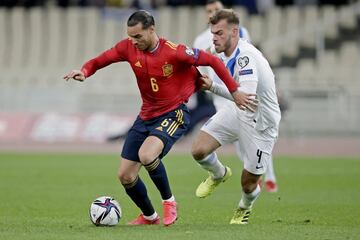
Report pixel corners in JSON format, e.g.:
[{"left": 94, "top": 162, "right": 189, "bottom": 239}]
[{"left": 81, "top": 38, "right": 237, "bottom": 120}]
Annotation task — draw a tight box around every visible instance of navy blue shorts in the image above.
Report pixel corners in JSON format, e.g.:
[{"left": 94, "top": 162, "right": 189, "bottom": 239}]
[{"left": 121, "top": 104, "right": 190, "bottom": 162}]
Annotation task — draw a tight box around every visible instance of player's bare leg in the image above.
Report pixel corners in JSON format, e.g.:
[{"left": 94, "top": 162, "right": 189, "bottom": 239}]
[
  {"left": 139, "top": 136, "right": 177, "bottom": 226},
  {"left": 192, "top": 131, "right": 232, "bottom": 198},
  {"left": 118, "top": 159, "right": 160, "bottom": 225},
  {"left": 230, "top": 169, "right": 261, "bottom": 224}
]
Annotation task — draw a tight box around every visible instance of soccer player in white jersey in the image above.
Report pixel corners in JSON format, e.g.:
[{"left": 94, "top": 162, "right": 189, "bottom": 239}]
[
  {"left": 191, "top": 9, "right": 281, "bottom": 224},
  {"left": 193, "top": 0, "right": 278, "bottom": 193},
  {"left": 193, "top": 0, "right": 250, "bottom": 85}
]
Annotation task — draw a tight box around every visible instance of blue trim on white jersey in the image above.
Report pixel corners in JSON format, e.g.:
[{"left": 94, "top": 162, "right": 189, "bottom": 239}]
[
  {"left": 238, "top": 26, "right": 251, "bottom": 42},
  {"left": 226, "top": 48, "right": 240, "bottom": 77}
]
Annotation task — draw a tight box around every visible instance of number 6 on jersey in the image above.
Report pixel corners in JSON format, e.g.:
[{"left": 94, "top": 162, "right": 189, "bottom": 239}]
[{"left": 150, "top": 77, "right": 159, "bottom": 92}]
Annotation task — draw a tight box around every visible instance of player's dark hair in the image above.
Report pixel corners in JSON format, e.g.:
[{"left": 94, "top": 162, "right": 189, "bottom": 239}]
[
  {"left": 209, "top": 9, "right": 240, "bottom": 26},
  {"left": 127, "top": 10, "right": 155, "bottom": 29},
  {"left": 206, "top": 0, "right": 221, "bottom": 4}
]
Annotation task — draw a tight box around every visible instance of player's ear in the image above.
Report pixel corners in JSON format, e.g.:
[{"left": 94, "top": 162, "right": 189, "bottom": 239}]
[
  {"left": 232, "top": 27, "right": 239, "bottom": 38},
  {"left": 149, "top": 25, "right": 155, "bottom": 34}
]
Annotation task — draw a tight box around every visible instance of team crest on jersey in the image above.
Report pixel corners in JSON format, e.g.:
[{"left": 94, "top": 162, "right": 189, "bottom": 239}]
[
  {"left": 238, "top": 56, "right": 249, "bottom": 69},
  {"left": 162, "top": 63, "right": 173, "bottom": 77}
]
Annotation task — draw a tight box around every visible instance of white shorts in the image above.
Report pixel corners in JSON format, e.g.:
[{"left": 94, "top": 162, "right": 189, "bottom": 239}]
[{"left": 201, "top": 108, "right": 277, "bottom": 175}]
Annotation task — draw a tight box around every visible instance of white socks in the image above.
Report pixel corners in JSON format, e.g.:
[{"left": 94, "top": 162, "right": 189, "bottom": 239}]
[
  {"left": 143, "top": 212, "right": 159, "bottom": 220},
  {"left": 144, "top": 195, "right": 175, "bottom": 220},
  {"left": 197, "top": 152, "right": 226, "bottom": 179},
  {"left": 162, "top": 195, "right": 175, "bottom": 203},
  {"left": 239, "top": 184, "right": 261, "bottom": 209}
]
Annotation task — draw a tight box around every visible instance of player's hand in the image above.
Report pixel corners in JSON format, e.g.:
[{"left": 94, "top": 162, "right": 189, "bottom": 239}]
[
  {"left": 63, "top": 70, "right": 86, "bottom": 82},
  {"left": 231, "top": 90, "right": 258, "bottom": 112},
  {"left": 199, "top": 74, "right": 213, "bottom": 90}
]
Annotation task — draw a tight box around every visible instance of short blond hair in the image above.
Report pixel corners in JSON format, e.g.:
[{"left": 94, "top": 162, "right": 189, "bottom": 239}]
[{"left": 209, "top": 9, "right": 240, "bottom": 26}]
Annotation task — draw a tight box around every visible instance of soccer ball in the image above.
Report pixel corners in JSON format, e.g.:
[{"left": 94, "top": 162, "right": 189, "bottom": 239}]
[{"left": 89, "top": 196, "right": 122, "bottom": 226}]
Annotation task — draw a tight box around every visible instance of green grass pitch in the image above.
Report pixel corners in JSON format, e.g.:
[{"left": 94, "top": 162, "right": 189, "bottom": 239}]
[{"left": 0, "top": 152, "right": 359, "bottom": 240}]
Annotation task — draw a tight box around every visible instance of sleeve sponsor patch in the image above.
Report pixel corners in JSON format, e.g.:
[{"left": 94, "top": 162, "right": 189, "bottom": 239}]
[
  {"left": 238, "top": 56, "right": 249, "bottom": 69},
  {"left": 239, "top": 69, "right": 253, "bottom": 75},
  {"left": 185, "top": 47, "right": 194, "bottom": 55},
  {"left": 185, "top": 47, "right": 199, "bottom": 59}
]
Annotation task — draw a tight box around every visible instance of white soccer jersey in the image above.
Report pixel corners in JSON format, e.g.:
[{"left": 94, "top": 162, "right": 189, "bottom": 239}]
[
  {"left": 194, "top": 26, "right": 251, "bottom": 110},
  {"left": 211, "top": 39, "right": 281, "bottom": 137}
]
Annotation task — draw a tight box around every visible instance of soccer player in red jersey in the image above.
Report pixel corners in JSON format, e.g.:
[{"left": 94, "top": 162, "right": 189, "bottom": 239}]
[{"left": 64, "top": 10, "right": 255, "bottom": 226}]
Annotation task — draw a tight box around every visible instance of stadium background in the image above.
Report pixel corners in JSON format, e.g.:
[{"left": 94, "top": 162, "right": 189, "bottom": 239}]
[
  {"left": 0, "top": 0, "right": 359, "bottom": 154},
  {"left": 0, "top": 1, "right": 360, "bottom": 240}
]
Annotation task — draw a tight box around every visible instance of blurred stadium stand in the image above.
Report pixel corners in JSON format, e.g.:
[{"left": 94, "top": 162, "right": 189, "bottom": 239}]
[{"left": 0, "top": 2, "right": 359, "bottom": 138}]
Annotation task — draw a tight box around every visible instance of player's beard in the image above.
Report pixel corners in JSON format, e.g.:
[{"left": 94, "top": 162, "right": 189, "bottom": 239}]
[
  {"left": 223, "top": 36, "right": 232, "bottom": 52},
  {"left": 215, "top": 36, "right": 231, "bottom": 54}
]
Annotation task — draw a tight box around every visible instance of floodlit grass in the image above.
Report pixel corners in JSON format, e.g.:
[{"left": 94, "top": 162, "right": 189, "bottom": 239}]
[{"left": 0, "top": 152, "right": 359, "bottom": 240}]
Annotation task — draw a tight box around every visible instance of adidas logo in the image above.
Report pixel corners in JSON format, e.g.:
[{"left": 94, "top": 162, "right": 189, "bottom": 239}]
[{"left": 135, "top": 61, "right": 142, "bottom": 68}]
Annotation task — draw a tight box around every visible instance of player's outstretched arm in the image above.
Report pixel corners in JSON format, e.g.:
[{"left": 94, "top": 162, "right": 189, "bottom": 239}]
[
  {"left": 201, "top": 75, "right": 258, "bottom": 112},
  {"left": 177, "top": 45, "right": 238, "bottom": 92},
  {"left": 63, "top": 70, "right": 86, "bottom": 82},
  {"left": 196, "top": 50, "right": 239, "bottom": 92},
  {"left": 177, "top": 45, "right": 256, "bottom": 111},
  {"left": 64, "top": 40, "right": 126, "bottom": 82}
]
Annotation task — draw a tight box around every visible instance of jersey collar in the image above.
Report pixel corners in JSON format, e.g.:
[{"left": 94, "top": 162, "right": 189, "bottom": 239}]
[
  {"left": 221, "top": 39, "right": 241, "bottom": 76},
  {"left": 149, "top": 40, "right": 160, "bottom": 53}
]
